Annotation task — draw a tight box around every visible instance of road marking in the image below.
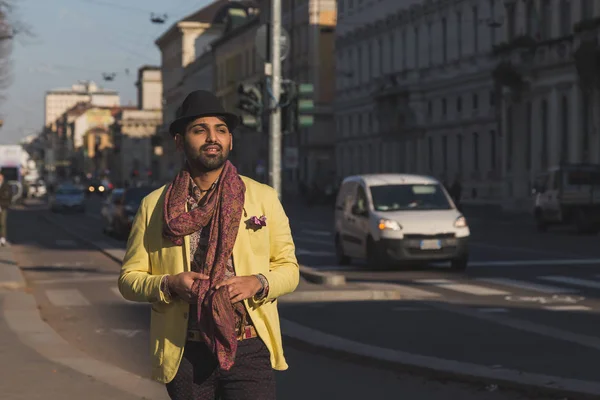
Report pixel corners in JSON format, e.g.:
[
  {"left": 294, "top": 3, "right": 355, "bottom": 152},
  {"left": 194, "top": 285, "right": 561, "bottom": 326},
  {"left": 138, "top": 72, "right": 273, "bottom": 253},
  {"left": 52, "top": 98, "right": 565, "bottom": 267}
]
[
  {"left": 35, "top": 275, "right": 119, "bottom": 285},
  {"left": 476, "top": 308, "right": 509, "bottom": 313},
  {"left": 111, "top": 329, "right": 143, "bottom": 338},
  {"left": 470, "top": 242, "right": 577, "bottom": 258},
  {"left": 295, "top": 248, "right": 335, "bottom": 257},
  {"left": 476, "top": 277, "right": 578, "bottom": 294},
  {"left": 504, "top": 295, "right": 585, "bottom": 305},
  {"left": 301, "top": 229, "right": 331, "bottom": 237},
  {"left": 294, "top": 236, "right": 333, "bottom": 246},
  {"left": 539, "top": 276, "right": 600, "bottom": 290},
  {"left": 544, "top": 305, "right": 592, "bottom": 311},
  {"left": 45, "top": 289, "right": 90, "bottom": 306},
  {"left": 55, "top": 239, "right": 77, "bottom": 247},
  {"left": 466, "top": 259, "right": 600, "bottom": 267},
  {"left": 414, "top": 279, "right": 510, "bottom": 296}
]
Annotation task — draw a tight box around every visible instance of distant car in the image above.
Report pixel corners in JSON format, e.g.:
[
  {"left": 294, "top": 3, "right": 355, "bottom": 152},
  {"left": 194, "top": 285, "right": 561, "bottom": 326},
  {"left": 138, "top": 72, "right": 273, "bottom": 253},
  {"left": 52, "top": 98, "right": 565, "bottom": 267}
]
[
  {"left": 28, "top": 181, "right": 47, "bottom": 198},
  {"left": 86, "top": 180, "right": 108, "bottom": 196},
  {"left": 101, "top": 188, "right": 124, "bottom": 233},
  {"left": 105, "top": 186, "right": 157, "bottom": 239},
  {"left": 50, "top": 184, "right": 85, "bottom": 213}
]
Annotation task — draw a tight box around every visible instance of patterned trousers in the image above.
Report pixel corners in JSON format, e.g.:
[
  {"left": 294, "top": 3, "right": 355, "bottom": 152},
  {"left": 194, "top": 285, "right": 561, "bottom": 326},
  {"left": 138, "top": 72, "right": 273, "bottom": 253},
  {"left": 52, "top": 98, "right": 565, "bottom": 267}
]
[{"left": 166, "top": 337, "right": 276, "bottom": 400}]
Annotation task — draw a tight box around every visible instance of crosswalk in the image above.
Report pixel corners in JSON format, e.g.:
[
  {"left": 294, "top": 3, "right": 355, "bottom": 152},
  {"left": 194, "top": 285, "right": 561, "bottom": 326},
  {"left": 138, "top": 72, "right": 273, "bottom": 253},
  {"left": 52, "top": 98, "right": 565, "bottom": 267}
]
[{"left": 39, "top": 273, "right": 600, "bottom": 314}]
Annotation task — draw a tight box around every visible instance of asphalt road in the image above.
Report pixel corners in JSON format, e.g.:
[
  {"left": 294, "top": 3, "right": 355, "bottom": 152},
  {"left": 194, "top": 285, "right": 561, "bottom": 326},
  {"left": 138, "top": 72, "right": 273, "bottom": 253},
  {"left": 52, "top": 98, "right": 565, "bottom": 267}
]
[{"left": 5, "top": 197, "right": 561, "bottom": 399}]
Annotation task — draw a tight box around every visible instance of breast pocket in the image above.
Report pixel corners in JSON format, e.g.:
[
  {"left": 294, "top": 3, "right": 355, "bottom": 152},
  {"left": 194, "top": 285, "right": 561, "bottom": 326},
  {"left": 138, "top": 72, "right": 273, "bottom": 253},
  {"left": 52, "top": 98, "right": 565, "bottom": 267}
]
[{"left": 247, "top": 226, "right": 270, "bottom": 255}]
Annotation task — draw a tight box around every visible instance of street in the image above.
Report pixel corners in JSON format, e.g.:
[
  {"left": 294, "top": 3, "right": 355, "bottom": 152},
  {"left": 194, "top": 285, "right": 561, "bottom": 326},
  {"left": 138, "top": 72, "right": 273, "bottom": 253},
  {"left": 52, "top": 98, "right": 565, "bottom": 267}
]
[{"left": 2, "top": 196, "right": 600, "bottom": 399}]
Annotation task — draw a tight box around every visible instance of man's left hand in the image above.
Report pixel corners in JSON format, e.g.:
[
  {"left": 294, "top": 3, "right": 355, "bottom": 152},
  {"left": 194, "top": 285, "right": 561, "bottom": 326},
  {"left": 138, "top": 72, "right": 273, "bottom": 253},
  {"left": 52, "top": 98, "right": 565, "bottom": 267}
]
[{"left": 215, "top": 276, "right": 262, "bottom": 303}]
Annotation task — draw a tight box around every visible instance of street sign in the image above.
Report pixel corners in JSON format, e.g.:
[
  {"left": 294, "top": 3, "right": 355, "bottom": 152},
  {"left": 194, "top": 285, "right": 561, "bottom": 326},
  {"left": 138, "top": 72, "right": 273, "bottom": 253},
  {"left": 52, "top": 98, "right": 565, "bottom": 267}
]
[{"left": 255, "top": 23, "right": 290, "bottom": 61}]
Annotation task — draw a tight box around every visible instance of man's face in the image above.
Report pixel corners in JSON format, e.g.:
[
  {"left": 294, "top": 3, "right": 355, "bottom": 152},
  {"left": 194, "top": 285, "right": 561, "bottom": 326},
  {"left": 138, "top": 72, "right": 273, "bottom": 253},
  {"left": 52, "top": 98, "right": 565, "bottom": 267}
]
[{"left": 175, "top": 116, "right": 232, "bottom": 172}]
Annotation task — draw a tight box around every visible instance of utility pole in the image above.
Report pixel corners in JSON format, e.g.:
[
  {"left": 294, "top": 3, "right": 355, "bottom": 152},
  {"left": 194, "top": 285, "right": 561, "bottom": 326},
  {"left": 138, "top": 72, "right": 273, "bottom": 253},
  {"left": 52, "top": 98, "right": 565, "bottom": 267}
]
[{"left": 269, "top": 0, "right": 282, "bottom": 199}]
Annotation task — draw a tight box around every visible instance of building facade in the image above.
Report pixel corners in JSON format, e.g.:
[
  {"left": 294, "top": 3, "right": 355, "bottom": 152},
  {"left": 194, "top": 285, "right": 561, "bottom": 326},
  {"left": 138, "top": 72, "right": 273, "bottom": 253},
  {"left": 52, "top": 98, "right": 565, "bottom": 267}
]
[
  {"left": 154, "top": 0, "right": 227, "bottom": 183},
  {"left": 45, "top": 81, "right": 119, "bottom": 128},
  {"left": 211, "top": 6, "right": 265, "bottom": 181},
  {"left": 136, "top": 66, "right": 163, "bottom": 111},
  {"left": 493, "top": 0, "right": 599, "bottom": 210},
  {"left": 335, "top": 0, "right": 507, "bottom": 205}
]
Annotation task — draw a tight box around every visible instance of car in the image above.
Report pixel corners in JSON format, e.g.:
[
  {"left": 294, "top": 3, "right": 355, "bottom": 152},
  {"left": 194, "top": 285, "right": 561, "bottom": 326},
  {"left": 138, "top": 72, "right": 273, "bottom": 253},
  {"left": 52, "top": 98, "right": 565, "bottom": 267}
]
[
  {"left": 105, "top": 186, "right": 157, "bottom": 239},
  {"left": 334, "top": 174, "right": 470, "bottom": 270},
  {"left": 100, "top": 188, "right": 124, "bottom": 233},
  {"left": 50, "top": 184, "right": 85, "bottom": 213}
]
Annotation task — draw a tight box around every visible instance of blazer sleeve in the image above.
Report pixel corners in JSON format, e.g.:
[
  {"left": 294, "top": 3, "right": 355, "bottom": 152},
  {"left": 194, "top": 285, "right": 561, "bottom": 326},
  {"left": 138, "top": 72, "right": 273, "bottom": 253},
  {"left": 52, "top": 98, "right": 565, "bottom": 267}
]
[
  {"left": 258, "top": 187, "right": 300, "bottom": 302},
  {"left": 118, "top": 197, "right": 170, "bottom": 304}
]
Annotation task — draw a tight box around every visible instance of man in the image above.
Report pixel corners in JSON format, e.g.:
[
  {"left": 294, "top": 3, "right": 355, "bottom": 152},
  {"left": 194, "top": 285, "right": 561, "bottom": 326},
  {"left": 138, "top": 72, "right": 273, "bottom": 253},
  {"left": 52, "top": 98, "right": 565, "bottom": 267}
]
[
  {"left": 0, "top": 173, "right": 12, "bottom": 246},
  {"left": 118, "top": 90, "right": 299, "bottom": 400}
]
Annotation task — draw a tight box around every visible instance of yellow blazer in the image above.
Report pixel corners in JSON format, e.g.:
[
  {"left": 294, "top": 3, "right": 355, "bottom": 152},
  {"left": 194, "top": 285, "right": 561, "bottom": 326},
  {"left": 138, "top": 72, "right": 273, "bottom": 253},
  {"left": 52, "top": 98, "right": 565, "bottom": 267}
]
[{"left": 118, "top": 176, "right": 299, "bottom": 383}]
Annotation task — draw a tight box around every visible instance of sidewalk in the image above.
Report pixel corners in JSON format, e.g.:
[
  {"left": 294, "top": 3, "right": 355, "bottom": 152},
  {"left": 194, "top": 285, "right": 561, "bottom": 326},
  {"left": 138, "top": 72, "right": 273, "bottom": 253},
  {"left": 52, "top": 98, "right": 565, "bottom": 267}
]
[
  {"left": 0, "top": 247, "right": 169, "bottom": 400},
  {"left": 279, "top": 300, "right": 600, "bottom": 399}
]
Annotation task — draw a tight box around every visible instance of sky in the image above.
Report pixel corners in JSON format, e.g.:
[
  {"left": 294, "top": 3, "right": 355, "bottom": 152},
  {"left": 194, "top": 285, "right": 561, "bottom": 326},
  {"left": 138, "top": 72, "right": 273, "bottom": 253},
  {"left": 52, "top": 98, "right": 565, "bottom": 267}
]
[{"left": 0, "top": 0, "right": 212, "bottom": 145}]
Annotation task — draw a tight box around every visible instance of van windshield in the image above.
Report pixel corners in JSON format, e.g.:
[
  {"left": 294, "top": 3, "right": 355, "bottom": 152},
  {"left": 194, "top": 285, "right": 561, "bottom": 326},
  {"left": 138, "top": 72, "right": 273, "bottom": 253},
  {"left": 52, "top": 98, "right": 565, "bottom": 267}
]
[{"left": 370, "top": 184, "right": 452, "bottom": 211}]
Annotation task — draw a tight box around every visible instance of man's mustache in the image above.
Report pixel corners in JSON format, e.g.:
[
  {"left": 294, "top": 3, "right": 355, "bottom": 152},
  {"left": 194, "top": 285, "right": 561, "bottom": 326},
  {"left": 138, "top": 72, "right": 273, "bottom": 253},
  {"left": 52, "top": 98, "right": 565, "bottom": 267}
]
[{"left": 201, "top": 144, "right": 223, "bottom": 151}]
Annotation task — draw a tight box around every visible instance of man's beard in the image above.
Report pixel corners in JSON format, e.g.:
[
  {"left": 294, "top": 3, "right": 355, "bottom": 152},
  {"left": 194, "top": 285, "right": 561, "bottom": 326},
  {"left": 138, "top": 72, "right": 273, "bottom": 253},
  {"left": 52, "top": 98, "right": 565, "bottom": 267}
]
[{"left": 186, "top": 143, "right": 230, "bottom": 172}]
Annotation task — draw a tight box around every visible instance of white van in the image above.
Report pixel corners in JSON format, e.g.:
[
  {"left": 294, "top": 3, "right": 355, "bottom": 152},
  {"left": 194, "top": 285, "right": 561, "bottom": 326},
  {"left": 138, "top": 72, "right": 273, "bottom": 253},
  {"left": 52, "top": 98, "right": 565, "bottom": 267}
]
[{"left": 334, "top": 174, "right": 470, "bottom": 270}]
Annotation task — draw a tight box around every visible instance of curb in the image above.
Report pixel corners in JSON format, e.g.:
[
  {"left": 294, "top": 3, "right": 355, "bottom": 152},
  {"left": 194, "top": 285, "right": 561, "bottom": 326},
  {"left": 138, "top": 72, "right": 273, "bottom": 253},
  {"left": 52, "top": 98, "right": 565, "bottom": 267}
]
[
  {"left": 280, "top": 319, "right": 600, "bottom": 400},
  {"left": 0, "top": 248, "right": 25, "bottom": 291},
  {"left": 41, "top": 213, "right": 350, "bottom": 288}
]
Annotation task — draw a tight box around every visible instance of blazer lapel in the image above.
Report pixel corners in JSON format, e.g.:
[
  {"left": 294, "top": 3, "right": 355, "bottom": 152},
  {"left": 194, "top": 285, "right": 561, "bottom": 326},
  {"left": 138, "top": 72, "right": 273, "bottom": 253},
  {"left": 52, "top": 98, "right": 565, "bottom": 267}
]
[{"left": 232, "top": 204, "right": 250, "bottom": 277}]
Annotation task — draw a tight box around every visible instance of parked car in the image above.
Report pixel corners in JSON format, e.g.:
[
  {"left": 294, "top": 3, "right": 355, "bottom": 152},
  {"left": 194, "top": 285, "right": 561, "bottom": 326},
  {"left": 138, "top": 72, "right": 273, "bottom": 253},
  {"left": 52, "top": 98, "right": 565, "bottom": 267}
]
[
  {"left": 104, "top": 186, "right": 157, "bottom": 239},
  {"left": 100, "top": 188, "right": 124, "bottom": 233},
  {"left": 334, "top": 174, "right": 470, "bottom": 270},
  {"left": 50, "top": 184, "right": 85, "bottom": 213}
]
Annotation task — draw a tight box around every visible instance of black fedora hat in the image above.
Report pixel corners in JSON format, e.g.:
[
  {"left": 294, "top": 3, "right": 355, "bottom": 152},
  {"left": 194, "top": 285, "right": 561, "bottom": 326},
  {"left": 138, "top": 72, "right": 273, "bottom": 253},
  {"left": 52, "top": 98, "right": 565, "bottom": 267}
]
[{"left": 168, "top": 90, "right": 240, "bottom": 136}]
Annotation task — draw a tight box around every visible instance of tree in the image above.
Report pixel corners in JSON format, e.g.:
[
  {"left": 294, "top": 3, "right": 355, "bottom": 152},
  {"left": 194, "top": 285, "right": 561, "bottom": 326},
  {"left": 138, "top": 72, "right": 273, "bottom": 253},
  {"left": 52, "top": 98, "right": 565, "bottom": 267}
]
[{"left": 0, "top": 1, "right": 32, "bottom": 103}]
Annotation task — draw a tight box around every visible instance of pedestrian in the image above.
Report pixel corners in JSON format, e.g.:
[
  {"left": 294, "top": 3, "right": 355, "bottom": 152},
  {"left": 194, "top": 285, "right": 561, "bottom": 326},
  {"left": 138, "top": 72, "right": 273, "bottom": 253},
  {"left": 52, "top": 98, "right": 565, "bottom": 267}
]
[
  {"left": 0, "top": 173, "right": 12, "bottom": 246},
  {"left": 118, "top": 90, "right": 299, "bottom": 400}
]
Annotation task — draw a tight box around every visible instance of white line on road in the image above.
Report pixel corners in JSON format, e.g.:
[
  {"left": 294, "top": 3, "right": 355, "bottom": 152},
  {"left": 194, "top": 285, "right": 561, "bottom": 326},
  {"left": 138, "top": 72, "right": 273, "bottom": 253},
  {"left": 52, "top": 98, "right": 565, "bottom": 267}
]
[
  {"left": 295, "top": 248, "right": 335, "bottom": 257},
  {"left": 414, "top": 279, "right": 511, "bottom": 296},
  {"left": 476, "top": 277, "right": 579, "bottom": 294},
  {"left": 54, "top": 239, "right": 77, "bottom": 247},
  {"left": 543, "top": 305, "right": 592, "bottom": 311},
  {"left": 294, "top": 236, "right": 332, "bottom": 246},
  {"left": 301, "top": 229, "right": 331, "bottom": 237},
  {"left": 470, "top": 242, "right": 578, "bottom": 259},
  {"left": 45, "top": 289, "right": 90, "bottom": 307},
  {"left": 466, "top": 258, "right": 600, "bottom": 267},
  {"left": 476, "top": 308, "right": 509, "bottom": 313},
  {"left": 540, "top": 276, "right": 600, "bottom": 290},
  {"left": 111, "top": 329, "right": 143, "bottom": 338}
]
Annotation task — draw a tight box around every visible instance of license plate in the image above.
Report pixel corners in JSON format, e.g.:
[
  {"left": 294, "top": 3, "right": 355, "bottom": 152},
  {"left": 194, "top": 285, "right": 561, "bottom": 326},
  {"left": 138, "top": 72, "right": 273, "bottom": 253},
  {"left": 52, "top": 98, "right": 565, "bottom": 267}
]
[{"left": 420, "top": 239, "right": 442, "bottom": 250}]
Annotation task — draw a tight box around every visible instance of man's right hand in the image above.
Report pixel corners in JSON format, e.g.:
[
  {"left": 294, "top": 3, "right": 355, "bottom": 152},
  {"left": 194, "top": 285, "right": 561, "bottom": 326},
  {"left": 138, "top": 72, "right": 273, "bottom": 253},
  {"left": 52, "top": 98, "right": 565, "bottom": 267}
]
[{"left": 168, "top": 272, "right": 210, "bottom": 304}]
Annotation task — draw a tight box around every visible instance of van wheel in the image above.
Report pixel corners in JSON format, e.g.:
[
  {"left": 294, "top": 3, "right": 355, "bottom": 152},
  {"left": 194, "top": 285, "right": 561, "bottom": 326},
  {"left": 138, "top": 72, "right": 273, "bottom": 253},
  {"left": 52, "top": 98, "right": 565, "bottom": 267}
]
[
  {"left": 335, "top": 234, "right": 350, "bottom": 265},
  {"left": 450, "top": 255, "right": 468, "bottom": 271},
  {"left": 534, "top": 209, "right": 547, "bottom": 232}
]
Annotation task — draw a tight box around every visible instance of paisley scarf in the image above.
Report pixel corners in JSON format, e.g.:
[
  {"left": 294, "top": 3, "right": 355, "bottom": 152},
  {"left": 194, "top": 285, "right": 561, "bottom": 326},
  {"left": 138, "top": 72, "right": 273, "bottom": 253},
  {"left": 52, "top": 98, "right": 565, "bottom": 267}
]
[{"left": 162, "top": 160, "right": 246, "bottom": 370}]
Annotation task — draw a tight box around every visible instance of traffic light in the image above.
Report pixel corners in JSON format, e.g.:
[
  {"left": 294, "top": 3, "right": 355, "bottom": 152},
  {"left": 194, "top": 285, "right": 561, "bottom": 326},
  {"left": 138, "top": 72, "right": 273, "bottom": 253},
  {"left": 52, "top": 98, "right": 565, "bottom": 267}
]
[
  {"left": 236, "top": 83, "right": 263, "bottom": 131},
  {"left": 296, "top": 83, "right": 314, "bottom": 128}
]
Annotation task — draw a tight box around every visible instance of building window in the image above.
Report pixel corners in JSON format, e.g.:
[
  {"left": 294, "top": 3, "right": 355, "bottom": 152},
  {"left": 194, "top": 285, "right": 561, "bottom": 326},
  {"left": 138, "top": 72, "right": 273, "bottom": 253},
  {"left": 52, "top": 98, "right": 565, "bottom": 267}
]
[
  {"left": 472, "top": 6, "right": 478, "bottom": 53},
  {"left": 367, "top": 41, "right": 373, "bottom": 79},
  {"left": 507, "top": 106, "right": 513, "bottom": 171},
  {"left": 457, "top": 135, "right": 463, "bottom": 172},
  {"left": 541, "top": 100, "right": 548, "bottom": 168},
  {"left": 582, "top": 0, "right": 593, "bottom": 16},
  {"left": 473, "top": 132, "right": 479, "bottom": 170},
  {"left": 490, "top": 0, "right": 496, "bottom": 45},
  {"left": 378, "top": 38, "right": 383, "bottom": 75},
  {"left": 456, "top": 11, "right": 462, "bottom": 57},
  {"left": 414, "top": 27, "right": 420, "bottom": 68},
  {"left": 582, "top": 90, "right": 591, "bottom": 162},
  {"left": 561, "top": 95, "right": 569, "bottom": 162},
  {"left": 541, "top": 0, "right": 552, "bottom": 40},
  {"left": 472, "top": 93, "right": 479, "bottom": 110},
  {"left": 401, "top": 30, "right": 406, "bottom": 70},
  {"left": 427, "top": 101, "right": 433, "bottom": 118},
  {"left": 391, "top": 32, "right": 396, "bottom": 72},
  {"left": 526, "top": 1, "right": 536, "bottom": 37},
  {"left": 442, "top": 98, "right": 447, "bottom": 117},
  {"left": 490, "top": 130, "right": 496, "bottom": 170},
  {"left": 428, "top": 137, "right": 434, "bottom": 171},
  {"left": 457, "top": 96, "right": 462, "bottom": 113},
  {"left": 560, "top": 0, "right": 571, "bottom": 36},
  {"left": 442, "top": 135, "right": 448, "bottom": 170},
  {"left": 357, "top": 46, "right": 363, "bottom": 84},
  {"left": 442, "top": 18, "right": 447, "bottom": 63},
  {"left": 427, "top": 22, "right": 433, "bottom": 66},
  {"left": 489, "top": 91, "right": 495, "bottom": 107},
  {"left": 506, "top": 2, "right": 516, "bottom": 41},
  {"left": 526, "top": 102, "right": 532, "bottom": 170}
]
